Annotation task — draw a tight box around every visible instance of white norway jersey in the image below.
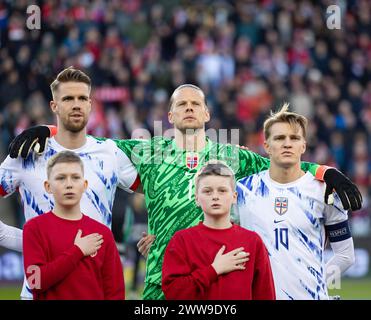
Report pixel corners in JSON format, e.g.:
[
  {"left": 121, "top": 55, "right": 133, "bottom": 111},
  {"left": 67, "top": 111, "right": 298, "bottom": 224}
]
[
  {"left": 236, "top": 170, "right": 348, "bottom": 300},
  {"left": 0, "top": 137, "right": 138, "bottom": 299}
]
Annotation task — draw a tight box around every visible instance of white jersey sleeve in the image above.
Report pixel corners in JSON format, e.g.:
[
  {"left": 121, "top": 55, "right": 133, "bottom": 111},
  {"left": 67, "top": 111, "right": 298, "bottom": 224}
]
[
  {"left": 326, "top": 237, "right": 355, "bottom": 283},
  {"left": 0, "top": 155, "right": 22, "bottom": 197},
  {"left": 110, "top": 140, "right": 139, "bottom": 192},
  {"left": 323, "top": 192, "right": 348, "bottom": 226},
  {"left": 0, "top": 220, "right": 22, "bottom": 252},
  {"left": 0, "top": 157, "right": 23, "bottom": 252}
]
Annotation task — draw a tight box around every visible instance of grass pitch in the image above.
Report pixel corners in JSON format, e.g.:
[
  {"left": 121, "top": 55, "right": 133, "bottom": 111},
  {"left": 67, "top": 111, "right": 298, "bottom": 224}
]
[{"left": 1, "top": 277, "right": 370, "bottom": 300}]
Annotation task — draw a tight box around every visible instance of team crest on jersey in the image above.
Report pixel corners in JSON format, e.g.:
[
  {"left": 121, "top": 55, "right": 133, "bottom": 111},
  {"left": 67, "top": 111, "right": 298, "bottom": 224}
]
[
  {"left": 186, "top": 153, "right": 198, "bottom": 169},
  {"left": 274, "top": 197, "right": 288, "bottom": 215}
]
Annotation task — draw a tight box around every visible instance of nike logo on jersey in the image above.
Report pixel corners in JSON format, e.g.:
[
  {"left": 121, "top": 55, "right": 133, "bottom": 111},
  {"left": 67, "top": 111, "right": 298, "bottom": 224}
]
[{"left": 274, "top": 219, "right": 285, "bottom": 224}]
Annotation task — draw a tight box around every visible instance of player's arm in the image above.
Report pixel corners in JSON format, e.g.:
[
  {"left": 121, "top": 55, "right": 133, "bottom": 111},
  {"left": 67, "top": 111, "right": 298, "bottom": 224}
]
[
  {"left": 237, "top": 148, "right": 362, "bottom": 211},
  {"left": 0, "top": 220, "right": 22, "bottom": 252},
  {"left": 324, "top": 193, "right": 355, "bottom": 276},
  {"left": 8, "top": 125, "right": 363, "bottom": 210},
  {"left": 94, "top": 136, "right": 148, "bottom": 168},
  {"left": 251, "top": 234, "right": 276, "bottom": 300},
  {"left": 0, "top": 157, "right": 23, "bottom": 251},
  {"left": 7, "top": 124, "right": 143, "bottom": 163},
  {"left": 96, "top": 138, "right": 147, "bottom": 194},
  {"left": 162, "top": 233, "right": 219, "bottom": 300},
  {"left": 324, "top": 193, "right": 355, "bottom": 284},
  {"left": 110, "top": 140, "right": 141, "bottom": 193},
  {"left": 326, "top": 237, "right": 355, "bottom": 276},
  {"left": 101, "top": 231, "right": 125, "bottom": 300},
  {"left": 237, "top": 147, "right": 325, "bottom": 179},
  {"left": 7, "top": 125, "right": 146, "bottom": 192},
  {"left": 0, "top": 154, "right": 22, "bottom": 198}
]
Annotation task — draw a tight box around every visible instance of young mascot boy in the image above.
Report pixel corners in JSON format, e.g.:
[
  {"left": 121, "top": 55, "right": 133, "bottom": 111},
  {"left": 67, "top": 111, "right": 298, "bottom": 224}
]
[
  {"left": 162, "top": 161, "right": 275, "bottom": 300},
  {"left": 23, "top": 151, "right": 125, "bottom": 300}
]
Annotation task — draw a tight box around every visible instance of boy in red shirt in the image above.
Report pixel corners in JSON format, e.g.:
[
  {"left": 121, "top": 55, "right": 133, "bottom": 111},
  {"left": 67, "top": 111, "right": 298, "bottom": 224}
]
[
  {"left": 23, "top": 151, "right": 125, "bottom": 300},
  {"left": 162, "top": 161, "right": 275, "bottom": 300}
]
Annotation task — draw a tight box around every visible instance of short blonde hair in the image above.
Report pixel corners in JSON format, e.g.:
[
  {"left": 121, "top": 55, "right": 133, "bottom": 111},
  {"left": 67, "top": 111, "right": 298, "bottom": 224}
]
[
  {"left": 50, "top": 66, "right": 91, "bottom": 99},
  {"left": 47, "top": 151, "right": 84, "bottom": 178},
  {"left": 195, "top": 160, "right": 235, "bottom": 192},
  {"left": 263, "top": 103, "right": 308, "bottom": 140}
]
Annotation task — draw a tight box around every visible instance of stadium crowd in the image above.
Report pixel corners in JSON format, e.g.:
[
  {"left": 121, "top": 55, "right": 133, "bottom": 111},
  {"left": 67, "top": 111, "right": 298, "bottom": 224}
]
[{"left": 0, "top": 0, "right": 369, "bottom": 265}]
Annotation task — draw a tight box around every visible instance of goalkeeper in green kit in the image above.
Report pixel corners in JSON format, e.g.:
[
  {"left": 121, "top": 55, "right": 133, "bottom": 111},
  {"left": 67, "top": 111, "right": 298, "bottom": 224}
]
[{"left": 9, "top": 84, "right": 362, "bottom": 300}]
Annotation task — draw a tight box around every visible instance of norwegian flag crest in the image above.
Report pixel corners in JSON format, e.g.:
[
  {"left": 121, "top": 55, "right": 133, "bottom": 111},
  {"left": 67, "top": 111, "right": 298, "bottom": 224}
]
[
  {"left": 186, "top": 153, "right": 198, "bottom": 169},
  {"left": 274, "top": 197, "right": 288, "bottom": 215}
]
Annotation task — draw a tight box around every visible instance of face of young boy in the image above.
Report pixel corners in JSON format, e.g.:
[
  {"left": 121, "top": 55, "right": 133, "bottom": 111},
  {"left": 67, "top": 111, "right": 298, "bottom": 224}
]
[
  {"left": 45, "top": 162, "right": 87, "bottom": 208},
  {"left": 196, "top": 175, "right": 237, "bottom": 218}
]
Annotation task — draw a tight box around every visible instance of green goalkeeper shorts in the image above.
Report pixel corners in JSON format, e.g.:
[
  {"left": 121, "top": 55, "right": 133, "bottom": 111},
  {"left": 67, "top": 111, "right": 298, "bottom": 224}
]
[{"left": 142, "top": 283, "right": 165, "bottom": 300}]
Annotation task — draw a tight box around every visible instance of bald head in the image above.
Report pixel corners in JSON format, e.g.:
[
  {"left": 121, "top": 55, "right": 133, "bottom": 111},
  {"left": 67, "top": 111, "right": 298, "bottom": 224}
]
[{"left": 169, "top": 84, "right": 207, "bottom": 111}]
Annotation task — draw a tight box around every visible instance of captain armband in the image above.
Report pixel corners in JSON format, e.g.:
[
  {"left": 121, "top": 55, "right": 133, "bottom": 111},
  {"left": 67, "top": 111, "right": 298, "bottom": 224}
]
[{"left": 325, "top": 220, "right": 352, "bottom": 243}]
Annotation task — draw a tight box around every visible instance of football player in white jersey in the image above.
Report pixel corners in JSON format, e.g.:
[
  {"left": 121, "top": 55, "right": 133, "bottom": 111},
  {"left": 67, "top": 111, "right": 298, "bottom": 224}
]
[
  {"left": 0, "top": 67, "right": 139, "bottom": 299},
  {"left": 235, "top": 103, "right": 355, "bottom": 300}
]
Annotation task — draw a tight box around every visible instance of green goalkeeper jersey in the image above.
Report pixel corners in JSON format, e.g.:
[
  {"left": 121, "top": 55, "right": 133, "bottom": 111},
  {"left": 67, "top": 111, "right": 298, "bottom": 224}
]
[{"left": 114, "top": 136, "right": 319, "bottom": 286}]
